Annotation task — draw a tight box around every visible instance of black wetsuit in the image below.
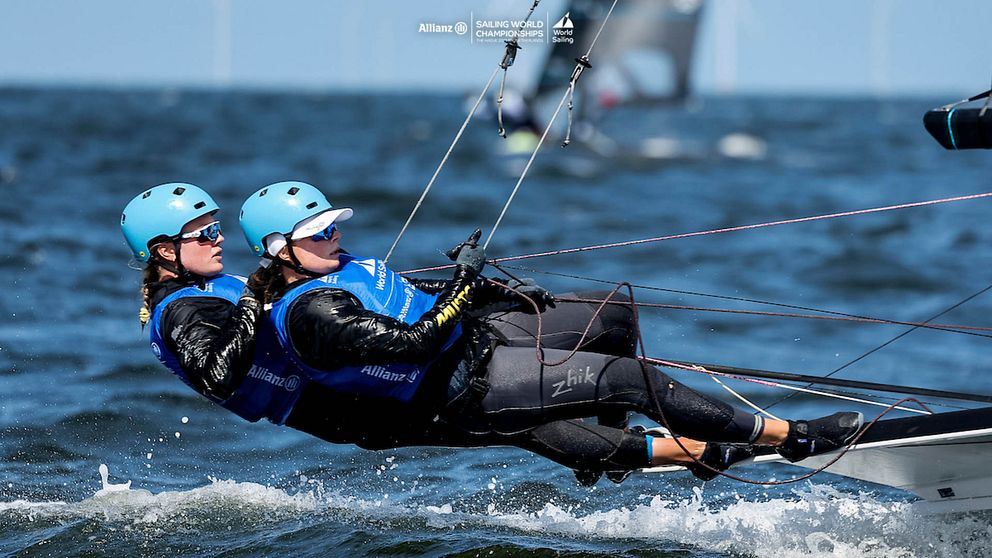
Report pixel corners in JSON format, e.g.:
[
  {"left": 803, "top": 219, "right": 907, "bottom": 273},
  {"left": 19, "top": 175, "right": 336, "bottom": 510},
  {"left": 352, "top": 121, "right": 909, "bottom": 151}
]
[
  {"left": 148, "top": 278, "right": 261, "bottom": 401},
  {"left": 467, "top": 297, "right": 760, "bottom": 442},
  {"left": 151, "top": 272, "right": 758, "bottom": 474},
  {"left": 278, "top": 274, "right": 762, "bottom": 473}
]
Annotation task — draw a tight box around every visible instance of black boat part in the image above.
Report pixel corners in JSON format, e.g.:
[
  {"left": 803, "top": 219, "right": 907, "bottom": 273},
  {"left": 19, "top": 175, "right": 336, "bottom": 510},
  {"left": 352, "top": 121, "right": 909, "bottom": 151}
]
[{"left": 924, "top": 88, "right": 992, "bottom": 149}]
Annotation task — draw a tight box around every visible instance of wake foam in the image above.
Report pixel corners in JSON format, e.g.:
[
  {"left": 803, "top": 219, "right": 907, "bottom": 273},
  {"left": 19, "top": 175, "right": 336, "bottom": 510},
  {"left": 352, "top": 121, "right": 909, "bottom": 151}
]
[
  {"left": 2, "top": 467, "right": 990, "bottom": 556},
  {"left": 465, "top": 485, "right": 992, "bottom": 557}
]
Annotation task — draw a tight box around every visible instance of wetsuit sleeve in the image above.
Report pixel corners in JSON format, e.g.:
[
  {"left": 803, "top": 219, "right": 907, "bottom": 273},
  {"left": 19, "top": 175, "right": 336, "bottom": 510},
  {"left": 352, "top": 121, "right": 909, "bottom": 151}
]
[
  {"left": 160, "top": 295, "right": 262, "bottom": 401},
  {"left": 411, "top": 276, "right": 514, "bottom": 310},
  {"left": 408, "top": 278, "right": 448, "bottom": 294},
  {"left": 288, "top": 265, "right": 478, "bottom": 370}
]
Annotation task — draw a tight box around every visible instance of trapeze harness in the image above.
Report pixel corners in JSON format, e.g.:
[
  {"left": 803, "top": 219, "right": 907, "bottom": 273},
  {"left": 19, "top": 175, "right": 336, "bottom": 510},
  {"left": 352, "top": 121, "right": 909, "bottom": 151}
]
[
  {"left": 270, "top": 255, "right": 462, "bottom": 403},
  {"left": 148, "top": 274, "right": 304, "bottom": 424}
]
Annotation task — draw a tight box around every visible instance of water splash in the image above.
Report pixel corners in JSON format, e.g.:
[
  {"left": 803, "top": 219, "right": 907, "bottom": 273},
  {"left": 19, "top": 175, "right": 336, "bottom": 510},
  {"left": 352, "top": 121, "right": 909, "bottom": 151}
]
[
  {"left": 97, "top": 463, "right": 132, "bottom": 494},
  {"left": 3, "top": 468, "right": 991, "bottom": 556},
  {"left": 471, "top": 484, "right": 992, "bottom": 557}
]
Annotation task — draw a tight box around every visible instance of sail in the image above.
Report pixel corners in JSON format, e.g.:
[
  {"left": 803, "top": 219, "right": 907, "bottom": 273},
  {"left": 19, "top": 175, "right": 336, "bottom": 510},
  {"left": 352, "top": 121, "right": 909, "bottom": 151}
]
[{"left": 533, "top": 0, "right": 703, "bottom": 112}]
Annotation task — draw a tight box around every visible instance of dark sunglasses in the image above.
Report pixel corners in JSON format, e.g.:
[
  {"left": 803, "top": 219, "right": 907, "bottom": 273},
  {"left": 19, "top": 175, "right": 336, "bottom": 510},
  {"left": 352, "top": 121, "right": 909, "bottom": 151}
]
[
  {"left": 310, "top": 223, "right": 337, "bottom": 242},
  {"left": 177, "top": 221, "right": 222, "bottom": 243}
]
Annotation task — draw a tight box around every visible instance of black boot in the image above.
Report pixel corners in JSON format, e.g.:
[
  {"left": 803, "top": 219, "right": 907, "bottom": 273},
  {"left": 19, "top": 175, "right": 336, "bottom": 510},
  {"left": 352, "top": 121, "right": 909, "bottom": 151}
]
[
  {"left": 575, "top": 412, "right": 634, "bottom": 486},
  {"left": 603, "top": 425, "right": 667, "bottom": 484},
  {"left": 776, "top": 411, "right": 864, "bottom": 463},
  {"left": 573, "top": 469, "right": 602, "bottom": 487},
  {"left": 686, "top": 443, "right": 756, "bottom": 481},
  {"left": 604, "top": 469, "right": 634, "bottom": 484}
]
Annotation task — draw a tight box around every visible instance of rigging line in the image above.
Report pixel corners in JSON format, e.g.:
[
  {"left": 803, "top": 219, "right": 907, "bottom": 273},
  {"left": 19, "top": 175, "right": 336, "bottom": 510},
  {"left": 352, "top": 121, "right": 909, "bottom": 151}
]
[
  {"left": 710, "top": 375, "right": 781, "bottom": 420},
  {"left": 383, "top": 1, "right": 542, "bottom": 264},
  {"left": 488, "top": 264, "right": 992, "bottom": 340},
  {"left": 652, "top": 358, "right": 992, "bottom": 405},
  {"left": 483, "top": 0, "right": 620, "bottom": 250},
  {"left": 734, "top": 378, "right": 970, "bottom": 412},
  {"left": 497, "top": 1, "right": 541, "bottom": 137},
  {"left": 940, "top": 87, "right": 992, "bottom": 110},
  {"left": 707, "top": 373, "right": 931, "bottom": 416},
  {"left": 492, "top": 191, "right": 992, "bottom": 263},
  {"left": 763, "top": 281, "right": 992, "bottom": 411},
  {"left": 646, "top": 358, "right": 932, "bottom": 414},
  {"left": 665, "top": 357, "right": 969, "bottom": 410},
  {"left": 829, "top": 282, "right": 992, "bottom": 373},
  {"left": 406, "top": 190, "right": 992, "bottom": 271},
  {"left": 559, "top": 296, "right": 992, "bottom": 337},
  {"left": 382, "top": 66, "right": 499, "bottom": 263}
]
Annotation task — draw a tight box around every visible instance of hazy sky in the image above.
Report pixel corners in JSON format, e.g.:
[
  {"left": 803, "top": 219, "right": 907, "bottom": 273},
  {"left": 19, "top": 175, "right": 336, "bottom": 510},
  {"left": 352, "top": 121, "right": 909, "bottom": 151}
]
[{"left": 1, "top": 0, "right": 990, "bottom": 95}]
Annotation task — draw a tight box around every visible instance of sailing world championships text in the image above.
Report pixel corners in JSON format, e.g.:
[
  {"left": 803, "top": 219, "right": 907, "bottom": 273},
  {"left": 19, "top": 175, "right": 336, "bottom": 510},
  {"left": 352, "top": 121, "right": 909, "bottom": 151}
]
[{"left": 476, "top": 19, "right": 544, "bottom": 40}]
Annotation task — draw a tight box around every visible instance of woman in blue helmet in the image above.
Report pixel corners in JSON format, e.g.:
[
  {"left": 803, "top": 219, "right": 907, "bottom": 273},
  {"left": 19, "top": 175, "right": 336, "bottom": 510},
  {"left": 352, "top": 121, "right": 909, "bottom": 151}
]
[
  {"left": 121, "top": 183, "right": 302, "bottom": 425},
  {"left": 238, "top": 181, "right": 864, "bottom": 484}
]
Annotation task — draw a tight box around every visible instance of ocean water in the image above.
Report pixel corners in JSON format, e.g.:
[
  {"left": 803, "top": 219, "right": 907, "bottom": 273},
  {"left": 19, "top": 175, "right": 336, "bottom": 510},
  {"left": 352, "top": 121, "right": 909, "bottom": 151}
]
[{"left": 2, "top": 87, "right": 992, "bottom": 557}]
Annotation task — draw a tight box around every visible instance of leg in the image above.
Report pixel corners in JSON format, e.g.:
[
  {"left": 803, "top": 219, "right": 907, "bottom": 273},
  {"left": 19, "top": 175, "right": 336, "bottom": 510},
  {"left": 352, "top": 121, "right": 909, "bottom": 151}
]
[
  {"left": 512, "top": 421, "right": 712, "bottom": 469},
  {"left": 485, "top": 291, "right": 637, "bottom": 357},
  {"left": 288, "top": 382, "right": 504, "bottom": 450},
  {"left": 513, "top": 420, "right": 652, "bottom": 471},
  {"left": 484, "top": 291, "right": 637, "bottom": 431},
  {"left": 476, "top": 346, "right": 764, "bottom": 442},
  {"left": 513, "top": 421, "right": 753, "bottom": 485}
]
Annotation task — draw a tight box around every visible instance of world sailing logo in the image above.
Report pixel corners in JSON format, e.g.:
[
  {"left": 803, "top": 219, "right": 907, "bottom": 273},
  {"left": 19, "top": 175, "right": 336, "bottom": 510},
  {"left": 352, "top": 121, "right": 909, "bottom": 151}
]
[
  {"left": 552, "top": 12, "right": 574, "bottom": 44},
  {"left": 552, "top": 13, "right": 574, "bottom": 29}
]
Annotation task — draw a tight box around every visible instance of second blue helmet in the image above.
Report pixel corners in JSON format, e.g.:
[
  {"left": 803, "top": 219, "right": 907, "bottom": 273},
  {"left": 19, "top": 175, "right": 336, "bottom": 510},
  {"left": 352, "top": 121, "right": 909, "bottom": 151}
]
[{"left": 239, "top": 181, "right": 352, "bottom": 257}]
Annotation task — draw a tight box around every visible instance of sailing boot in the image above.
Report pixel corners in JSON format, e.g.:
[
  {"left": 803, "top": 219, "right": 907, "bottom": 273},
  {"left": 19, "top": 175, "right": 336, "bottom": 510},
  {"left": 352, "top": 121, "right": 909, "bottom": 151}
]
[
  {"left": 605, "top": 469, "right": 635, "bottom": 484},
  {"left": 686, "top": 443, "right": 756, "bottom": 481},
  {"left": 575, "top": 412, "right": 632, "bottom": 486},
  {"left": 604, "top": 425, "right": 668, "bottom": 484},
  {"left": 573, "top": 469, "right": 602, "bottom": 487},
  {"left": 776, "top": 411, "right": 864, "bottom": 463}
]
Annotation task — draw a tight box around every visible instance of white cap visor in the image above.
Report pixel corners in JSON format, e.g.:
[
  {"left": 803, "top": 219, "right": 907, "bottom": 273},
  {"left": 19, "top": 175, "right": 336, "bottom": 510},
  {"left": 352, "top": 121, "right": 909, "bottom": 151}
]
[{"left": 263, "top": 208, "right": 353, "bottom": 256}]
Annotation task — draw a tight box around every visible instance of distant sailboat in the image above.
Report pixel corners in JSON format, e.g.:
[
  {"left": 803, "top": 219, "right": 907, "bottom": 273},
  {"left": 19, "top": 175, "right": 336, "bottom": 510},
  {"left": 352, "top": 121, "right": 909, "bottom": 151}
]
[
  {"left": 533, "top": 0, "right": 702, "bottom": 116},
  {"left": 498, "top": 0, "right": 713, "bottom": 174}
]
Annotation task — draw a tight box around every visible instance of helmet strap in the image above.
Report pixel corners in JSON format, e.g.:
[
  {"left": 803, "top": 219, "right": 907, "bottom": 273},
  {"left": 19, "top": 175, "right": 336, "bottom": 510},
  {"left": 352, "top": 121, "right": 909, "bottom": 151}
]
[
  {"left": 151, "top": 240, "right": 192, "bottom": 281},
  {"left": 269, "top": 236, "right": 324, "bottom": 278}
]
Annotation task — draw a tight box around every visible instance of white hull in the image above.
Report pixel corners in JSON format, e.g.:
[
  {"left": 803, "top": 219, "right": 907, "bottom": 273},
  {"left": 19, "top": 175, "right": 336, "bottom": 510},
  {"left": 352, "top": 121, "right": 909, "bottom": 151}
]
[{"left": 643, "top": 407, "right": 992, "bottom": 513}]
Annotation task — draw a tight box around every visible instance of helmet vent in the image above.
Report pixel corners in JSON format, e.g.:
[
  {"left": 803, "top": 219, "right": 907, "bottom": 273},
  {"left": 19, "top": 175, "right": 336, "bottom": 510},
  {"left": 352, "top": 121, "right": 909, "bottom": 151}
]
[
  {"left": 288, "top": 187, "right": 300, "bottom": 195},
  {"left": 306, "top": 202, "right": 318, "bottom": 209},
  {"left": 141, "top": 191, "right": 152, "bottom": 199},
  {"left": 121, "top": 215, "right": 126, "bottom": 224},
  {"left": 193, "top": 201, "right": 206, "bottom": 210},
  {"left": 173, "top": 186, "right": 186, "bottom": 195},
  {"left": 259, "top": 188, "right": 268, "bottom": 197}
]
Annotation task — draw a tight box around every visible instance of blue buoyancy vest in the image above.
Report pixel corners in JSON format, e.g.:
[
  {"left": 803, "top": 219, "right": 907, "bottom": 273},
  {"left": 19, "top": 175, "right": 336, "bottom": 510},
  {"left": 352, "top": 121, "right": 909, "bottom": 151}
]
[
  {"left": 149, "top": 274, "right": 304, "bottom": 424},
  {"left": 270, "top": 255, "right": 462, "bottom": 403}
]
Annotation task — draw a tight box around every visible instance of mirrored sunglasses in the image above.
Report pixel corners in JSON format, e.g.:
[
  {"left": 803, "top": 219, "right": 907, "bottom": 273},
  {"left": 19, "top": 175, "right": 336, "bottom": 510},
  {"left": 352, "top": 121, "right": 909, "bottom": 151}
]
[
  {"left": 178, "top": 221, "right": 222, "bottom": 243},
  {"left": 310, "top": 223, "right": 337, "bottom": 242}
]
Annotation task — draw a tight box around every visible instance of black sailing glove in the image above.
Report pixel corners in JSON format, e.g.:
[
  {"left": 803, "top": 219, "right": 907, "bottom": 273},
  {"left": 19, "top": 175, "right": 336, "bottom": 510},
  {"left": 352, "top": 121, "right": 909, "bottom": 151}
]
[
  {"left": 446, "top": 228, "right": 486, "bottom": 276},
  {"left": 468, "top": 276, "right": 556, "bottom": 316},
  {"left": 505, "top": 277, "right": 556, "bottom": 314}
]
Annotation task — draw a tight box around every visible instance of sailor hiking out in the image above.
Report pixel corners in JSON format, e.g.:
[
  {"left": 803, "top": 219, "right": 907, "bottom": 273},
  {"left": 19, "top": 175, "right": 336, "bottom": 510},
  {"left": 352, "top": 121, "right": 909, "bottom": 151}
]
[{"left": 225, "top": 180, "right": 863, "bottom": 483}]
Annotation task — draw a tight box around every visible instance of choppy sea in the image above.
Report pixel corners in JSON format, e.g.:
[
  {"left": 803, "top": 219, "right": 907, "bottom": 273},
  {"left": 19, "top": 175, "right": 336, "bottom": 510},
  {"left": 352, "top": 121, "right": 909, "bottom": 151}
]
[{"left": 2, "top": 87, "right": 992, "bottom": 557}]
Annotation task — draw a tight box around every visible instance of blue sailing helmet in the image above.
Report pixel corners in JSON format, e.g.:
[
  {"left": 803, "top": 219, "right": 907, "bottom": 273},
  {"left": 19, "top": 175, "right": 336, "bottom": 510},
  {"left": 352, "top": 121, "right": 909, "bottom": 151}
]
[
  {"left": 240, "top": 181, "right": 352, "bottom": 257},
  {"left": 121, "top": 183, "right": 220, "bottom": 262}
]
